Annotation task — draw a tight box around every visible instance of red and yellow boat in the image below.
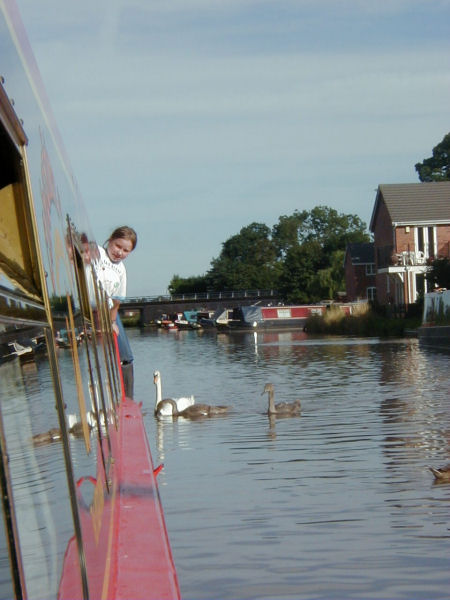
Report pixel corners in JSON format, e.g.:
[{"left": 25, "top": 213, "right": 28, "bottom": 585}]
[{"left": 0, "top": 1, "right": 180, "bottom": 598}]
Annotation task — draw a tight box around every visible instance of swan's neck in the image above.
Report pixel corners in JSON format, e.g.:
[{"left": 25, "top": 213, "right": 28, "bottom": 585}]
[
  {"left": 267, "top": 389, "right": 275, "bottom": 413},
  {"left": 155, "top": 378, "right": 162, "bottom": 408}
]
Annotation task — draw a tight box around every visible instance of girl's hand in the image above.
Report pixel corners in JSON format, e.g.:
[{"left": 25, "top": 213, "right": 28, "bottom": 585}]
[{"left": 113, "top": 322, "right": 119, "bottom": 336}]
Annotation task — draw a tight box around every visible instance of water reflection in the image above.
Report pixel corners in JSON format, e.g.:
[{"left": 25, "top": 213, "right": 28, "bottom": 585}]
[
  {"left": 9, "top": 329, "right": 448, "bottom": 599},
  {"left": 132, "top": 330, "right": 450, "bottom": 600},
  {"left": 1, "top": 360, "right": 61, "bottom": 597}
]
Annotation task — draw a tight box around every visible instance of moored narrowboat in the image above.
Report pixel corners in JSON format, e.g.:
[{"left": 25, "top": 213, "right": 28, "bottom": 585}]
[
  {"left": 215, "top": 304, "right": 329, "bottom": 331},
  {"left": 418, "top": 289, "right": 450, "bottom": 348}
]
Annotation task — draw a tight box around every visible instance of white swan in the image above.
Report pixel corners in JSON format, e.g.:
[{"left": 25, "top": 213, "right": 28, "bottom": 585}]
[
  {"left": 67, "top": 411, "right": 98, "bottom": 430},
  {"left": 262, "top": 383, "right": 301, "bottom": 416},
  {"left": 66, "top": 410, "right": 108, "bottom": 436},
  {"left": 153, "top": 370, "right": 195, "bottom": 416}
]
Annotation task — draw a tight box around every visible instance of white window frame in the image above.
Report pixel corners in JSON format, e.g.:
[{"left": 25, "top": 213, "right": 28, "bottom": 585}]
[
  {"left": 414, "top": 226, "right": 437, "bottom": 259},
  {"left": 367, "top": 287, "right": 377, "bottom": 300}
]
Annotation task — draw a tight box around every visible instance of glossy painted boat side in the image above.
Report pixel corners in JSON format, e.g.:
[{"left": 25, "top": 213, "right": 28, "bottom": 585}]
[
  {"left": 58, "top": 399, "right": 180, "bottom": 600},
  {"left": 0, "top": 1, "right": 181, "bottom": 596}
]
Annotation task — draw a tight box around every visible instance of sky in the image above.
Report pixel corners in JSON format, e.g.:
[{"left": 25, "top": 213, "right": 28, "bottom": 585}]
[{"left": 15, "top": 0, "right": 450, "bottom": 297}]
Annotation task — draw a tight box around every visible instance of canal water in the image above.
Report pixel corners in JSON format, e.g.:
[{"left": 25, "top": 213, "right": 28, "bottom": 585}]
[
  {"left": 131, "top": 329, "right": 450, "bottom": 600},
  {"left": 2, "top": 329, "right": 449, "bottom": 599}
]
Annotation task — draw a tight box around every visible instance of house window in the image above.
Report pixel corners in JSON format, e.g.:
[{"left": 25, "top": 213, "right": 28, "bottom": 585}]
[
  {"left": 365, "top": 263, "right": 376, "bottom": 276},
  {"left": 415, "top": 273, "right": 425, "bottom": 299},
  {"left": 416, "top": 226, "right": 436, "bottom": 259},
  {"left": 367, "top": 287, "right": 377, "bottom": 300}
]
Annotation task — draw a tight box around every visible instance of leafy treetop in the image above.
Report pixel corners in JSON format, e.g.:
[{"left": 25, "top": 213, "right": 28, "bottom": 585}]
[
  {"left": 169, "top": 206, "right": 370, "bottom": 302},
  {"left": 415, "top": 132, "right": 450, "bottom": 182}
]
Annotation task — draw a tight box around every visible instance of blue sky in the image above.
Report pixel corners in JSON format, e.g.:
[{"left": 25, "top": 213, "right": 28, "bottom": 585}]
[{"left": 16, "top": 0, "right": 450, "bottom": 296}]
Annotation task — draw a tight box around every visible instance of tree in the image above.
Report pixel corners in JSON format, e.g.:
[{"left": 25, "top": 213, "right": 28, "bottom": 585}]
[
  {"left": 274, "top": 207, "right": 370, "bottom": 302},
  {"left": 272, "top": 206, "right": 369, "bottom": 256},
  {"left": 168, "top": 207, "right": 370, "bottom": 300},
  {"left": 271, "top": 211, "right": 308, "bottom": 258},
  {"left": 206, "top": 222, "right": 280, "bottom": 290},
  {"left": 415, "top": 133, "right": 450, "bottom": 182},
  {"left": 279, "top": 240, "right": 324, "bottom": 303},
  {"left": 168, "top": 274, "right": 208, "bottom": 295}
]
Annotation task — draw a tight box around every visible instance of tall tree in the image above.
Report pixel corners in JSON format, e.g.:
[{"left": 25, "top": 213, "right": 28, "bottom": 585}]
[
  {"left": 279, "top": 240, "right": 325, "bottom": 303},
  {"left": 415, "top": 133, "right": 450, "bottom": 182},
  {"left": 274, "top": 206, "right": 369, "bottom": 301},
  {"left": 168, "top": 207, "right": 370, "bottom": 300},
  {"left": 207, "top": 222, "right": 280, "bottom": 290},
  {"left": 168, "top": 274, "right": 208, "bottom": 295},
  {"left": 272, "top": 206, "right": 369, "bottom": 256},
  {"left": 271, "top": 211, "right": 308, "bottom": 258}
]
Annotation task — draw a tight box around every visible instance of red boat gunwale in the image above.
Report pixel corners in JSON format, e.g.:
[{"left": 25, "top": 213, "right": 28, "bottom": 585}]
[{"left": 59, "top": 398, "right": 181, "bottom": 600}]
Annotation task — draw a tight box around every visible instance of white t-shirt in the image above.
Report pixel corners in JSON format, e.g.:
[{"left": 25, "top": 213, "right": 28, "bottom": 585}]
[{"left": 95, "top": 245, "right": 127, "bottom": 306}]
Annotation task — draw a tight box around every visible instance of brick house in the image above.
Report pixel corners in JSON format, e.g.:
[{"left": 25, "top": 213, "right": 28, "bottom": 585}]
[
  {"left": 369, "top": 182, "right": 450, "bottom": 305},
  {"left": 344, "top": 242, "right": 376, "bottom": 301}
]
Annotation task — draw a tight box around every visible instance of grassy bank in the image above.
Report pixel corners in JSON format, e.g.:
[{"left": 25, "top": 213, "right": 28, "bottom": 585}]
[{"left": 305, "top": 304, "right": 422, "bottom": 337}]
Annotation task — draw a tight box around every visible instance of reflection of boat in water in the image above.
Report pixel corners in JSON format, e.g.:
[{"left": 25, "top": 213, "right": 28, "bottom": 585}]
[
  {"left": 0, "top": 342, "right": 18, "bottom": 363},
  {"left": 255, "top": 330, "right": 308, "bottom": 344},
  {"left": 55, "top": 328, "right": 83, "bottom": 348},
  {"left": 0, "top": 3, "right": 179, "bottom": 598},
  {"left": 8, "top": 340, "right": 34, "bottom": 361},
  {"left": 1, "top": 335, "right": 46, "bottom": 363},
  {"left": 418, "top": 289, "right": 450, "bottom": 348}
]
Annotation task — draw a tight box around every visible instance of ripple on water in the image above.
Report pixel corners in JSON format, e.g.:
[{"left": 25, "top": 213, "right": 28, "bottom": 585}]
[{"left": 134, "top": 332, "right": 450, "bottom": 599}]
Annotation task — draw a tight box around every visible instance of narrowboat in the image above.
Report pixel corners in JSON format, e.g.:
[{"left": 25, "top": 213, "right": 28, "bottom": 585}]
[
  {"left": 215, "top": 304, "right": 329, "bottom": 331},
  {"left": 0, "top": 2, "right": 180, "bottom": 598},
  {"left": 418, "top": 289, "right": 450, "bottom": 348},
  {"left": 174, "top": 310, "right": 201, "bottom": 330},
  {"left": 196, "top": 309, "right": 217, "bottom": 328}
]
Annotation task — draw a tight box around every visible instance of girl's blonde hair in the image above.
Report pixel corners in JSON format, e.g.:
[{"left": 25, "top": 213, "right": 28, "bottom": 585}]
[{"left": 107, "top": 226, "right": 137, "bottom": 250}]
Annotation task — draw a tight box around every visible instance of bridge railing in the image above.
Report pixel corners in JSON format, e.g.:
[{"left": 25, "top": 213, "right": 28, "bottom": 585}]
[{"left": 122, "top": 289, "right": 279, "bottom": 304}]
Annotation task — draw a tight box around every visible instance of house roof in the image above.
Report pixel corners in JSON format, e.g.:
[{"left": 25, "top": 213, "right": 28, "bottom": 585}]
[
  {"left": 345, "top": 242, "right": 374, "bottom": 265},
  {"left": 369, "top": 182, "right": 450, "bottom": 231}
]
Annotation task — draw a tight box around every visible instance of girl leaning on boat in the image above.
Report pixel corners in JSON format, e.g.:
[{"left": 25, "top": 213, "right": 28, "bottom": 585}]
[{"left": 95, "top": 226, "right": 137, "bottom": 398}]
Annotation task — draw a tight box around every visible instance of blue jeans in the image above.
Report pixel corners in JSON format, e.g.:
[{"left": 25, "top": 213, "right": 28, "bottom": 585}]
[{"left": 116, "top": 313, "right": 133, "bottom": 364}]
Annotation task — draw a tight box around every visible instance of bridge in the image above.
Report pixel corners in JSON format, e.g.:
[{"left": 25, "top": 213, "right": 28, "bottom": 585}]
[{"left": 119, "top": 290, "right": 281, "bottom": 326}]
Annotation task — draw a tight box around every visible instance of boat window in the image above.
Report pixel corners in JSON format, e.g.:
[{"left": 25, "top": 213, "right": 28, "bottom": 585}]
[{"left": 0, "top": 85, "right": 42, "bottom": 303}]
